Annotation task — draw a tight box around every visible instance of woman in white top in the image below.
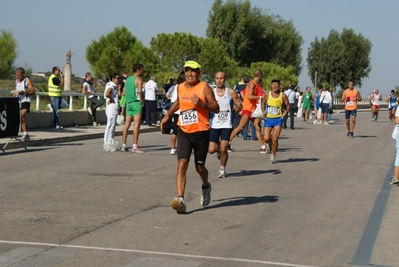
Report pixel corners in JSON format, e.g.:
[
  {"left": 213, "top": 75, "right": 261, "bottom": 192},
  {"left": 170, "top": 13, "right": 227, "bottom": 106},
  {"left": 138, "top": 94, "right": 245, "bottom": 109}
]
[
  {"left": 103, "top": 73, "right": 120, "bottom": 148},
  {"left": 82, "top": 72, "right": 103, "bottom": 126},
  {"left": 319, "top": 87, "right": 333, "bottom": 125},
  {"left": 13, "top": 67, "right": 36, "bottom": 141}
]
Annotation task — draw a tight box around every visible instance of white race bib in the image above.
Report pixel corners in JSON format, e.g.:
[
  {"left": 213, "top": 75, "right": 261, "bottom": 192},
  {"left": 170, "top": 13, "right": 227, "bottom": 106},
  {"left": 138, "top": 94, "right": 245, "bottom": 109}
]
[
  {"left": 180, "top": 109, "right": 199, "bottom": 126},
  {"left": 217, "top": 110, "right": 230, "bottom": 122},
  {"left": 267, "top": 106, "right": 279, "bottom": 115},
  {"left": 347, "top": 101, "right": 354, "bottom": 107}
]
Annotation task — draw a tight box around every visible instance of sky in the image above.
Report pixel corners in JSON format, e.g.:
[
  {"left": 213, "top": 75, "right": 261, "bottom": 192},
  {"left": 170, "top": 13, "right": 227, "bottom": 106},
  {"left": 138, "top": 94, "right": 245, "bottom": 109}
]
[{"left": 1, "top": 0, "right": 398, "bottom": 96}]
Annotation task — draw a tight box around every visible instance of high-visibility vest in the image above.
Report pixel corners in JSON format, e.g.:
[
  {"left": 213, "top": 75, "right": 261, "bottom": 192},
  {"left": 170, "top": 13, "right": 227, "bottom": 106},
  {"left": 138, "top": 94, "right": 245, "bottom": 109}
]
[{"left": 48, "top": 74, "right": 62, "bottom": 97}]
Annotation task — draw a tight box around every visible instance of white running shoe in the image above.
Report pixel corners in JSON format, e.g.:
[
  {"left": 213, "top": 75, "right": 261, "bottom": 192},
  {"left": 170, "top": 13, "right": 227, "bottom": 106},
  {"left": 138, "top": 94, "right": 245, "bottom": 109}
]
[
  {"left": 171, "top": 197, "right": 186, "bottom": 214},
  {"left": 217, "top": 169, "right": 227, "bottom": 179},
  {"left": 200, "top": 183, "right": 212, "bottom": 206},
  {"left": 170, "top": 148, "right": 176, "bottom": 155},
  {"left": 270, "top": 155, "right": 277, "bottom": 164}
]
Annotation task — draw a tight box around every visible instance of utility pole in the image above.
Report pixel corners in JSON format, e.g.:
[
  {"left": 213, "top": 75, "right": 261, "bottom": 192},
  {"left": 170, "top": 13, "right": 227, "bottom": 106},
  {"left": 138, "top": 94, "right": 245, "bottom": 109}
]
[{"left": 64, "top": 51, "right": 72, "bottom": 92}]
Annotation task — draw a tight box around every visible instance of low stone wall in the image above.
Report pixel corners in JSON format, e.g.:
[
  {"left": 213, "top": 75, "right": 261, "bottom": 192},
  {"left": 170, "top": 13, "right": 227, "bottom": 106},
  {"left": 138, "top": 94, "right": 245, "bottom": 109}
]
[{"left": 26, "top": 110, "right": 107, "bottom": 128}]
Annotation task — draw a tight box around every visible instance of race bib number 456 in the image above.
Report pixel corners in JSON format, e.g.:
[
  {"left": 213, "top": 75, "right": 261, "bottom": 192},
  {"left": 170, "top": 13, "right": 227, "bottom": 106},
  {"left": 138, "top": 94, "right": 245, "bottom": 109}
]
[{"left": 180, "top": 109, "right": 199, "bottom": 126}]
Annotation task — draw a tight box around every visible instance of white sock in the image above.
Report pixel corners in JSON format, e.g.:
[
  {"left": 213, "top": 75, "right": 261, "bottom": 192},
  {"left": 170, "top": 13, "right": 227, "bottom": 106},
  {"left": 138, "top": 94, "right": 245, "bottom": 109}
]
[
  {"left": 122, "top": 143, "right": 126, "bottom": 147},
  {"left": 261, "top": 145, "right": 266, "bottom": 149},
  {"left": 133, "top": 144, "right": 137, "bottom": 149}
]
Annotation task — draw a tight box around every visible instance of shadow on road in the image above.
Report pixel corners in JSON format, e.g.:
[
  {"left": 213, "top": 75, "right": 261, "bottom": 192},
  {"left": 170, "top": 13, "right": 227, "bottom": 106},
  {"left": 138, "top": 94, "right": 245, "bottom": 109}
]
[
  {"left": 277, "top": 157, "right": 319, "bottom": 163},
  {"left": 189, "top": 195, "right": 279, "bottom": 213},
  {"left": 228, "top": 169, "right": 281, "bottom": 177}
]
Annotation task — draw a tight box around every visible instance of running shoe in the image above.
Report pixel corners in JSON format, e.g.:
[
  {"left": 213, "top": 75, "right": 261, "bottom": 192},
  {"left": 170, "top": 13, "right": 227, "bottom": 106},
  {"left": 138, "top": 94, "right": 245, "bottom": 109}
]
[
  {"left": 350, "top": 132, "right": 354, "bottom": 138},
  {"left": 21, "top": 134, "right": 30, "bottom": 141},
  {"left": 227, "top": 143, "right": 233, "bottom": 153},
  {"left": 270, "top": 155, "right": 277, "bottom": 164},
  {"left": 217, "top": 169, "right": 227, "bottom": 179},
  {"left": 132, "top": 146, "right": 144, "bottom": 153},
  {"left": 121, "top": 146, "right": 128, "bottom": 152},
  {"left": 347, "top": 132, "right": 351, "bottom": 138},
  {"left": 171, "top": 197, "right": 186, "bottom": 214},
  {"left": 170, "top": 148, "right": 176, "bottom": 155},
  {"left": 389, "top": 179, "right": 399, "bottom": 186},
  {"left": 260, "top": 147, "right": 267, "bottom": 154},
  {"left": 200, "top": 183, "right": 212, "bottom": 206},
  {"left": 56, "top": 125, "right": 63, "bottom": 129}
]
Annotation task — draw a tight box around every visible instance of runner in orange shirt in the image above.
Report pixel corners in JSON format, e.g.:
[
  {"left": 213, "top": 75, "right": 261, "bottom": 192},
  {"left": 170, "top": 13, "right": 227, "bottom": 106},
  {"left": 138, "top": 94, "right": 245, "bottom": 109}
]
[
  {"left": 229, "top": 69, "right": 266, "bottom": 152},
  {"left": 341, "top": 80, "right": 362, "bottom": 138},
  {"left": 160, "top": 60, "right": 219, "bottom": 214}
]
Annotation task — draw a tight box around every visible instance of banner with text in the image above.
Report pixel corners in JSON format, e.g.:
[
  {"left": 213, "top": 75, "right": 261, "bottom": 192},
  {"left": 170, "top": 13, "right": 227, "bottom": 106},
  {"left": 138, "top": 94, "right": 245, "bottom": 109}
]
[{"left": 0, "top": 98, "right": 20, "bottom": 138}]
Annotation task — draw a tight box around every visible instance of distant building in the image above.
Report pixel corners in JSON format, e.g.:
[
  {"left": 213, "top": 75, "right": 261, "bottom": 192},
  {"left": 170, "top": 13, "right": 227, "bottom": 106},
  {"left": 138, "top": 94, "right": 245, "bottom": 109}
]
[{"left": 32, "top": 72, "right": 46, "bottom": 77}]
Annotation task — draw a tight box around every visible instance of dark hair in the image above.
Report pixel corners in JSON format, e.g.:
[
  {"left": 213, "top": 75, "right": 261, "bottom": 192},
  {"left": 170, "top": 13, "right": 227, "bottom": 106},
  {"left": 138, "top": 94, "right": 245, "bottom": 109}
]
[
  {"left": 52, "top": 66, "right": 59, "bottom": 73},
  {"left": 242, "top": 74, "right": 249, "bottom": 83},
  {"left": 318, "top": 84, "right": 323, "bottom": 89},
  {"left": 85, "top": 72, "right": 92, "bottom": 78},
  {"left": 391, "top": 90, "right": 395, "bottom": 93},
  {"left": 169, "top": 77, "right": 175, "bottom": 84},
  {"left": 271, "top": 79, "right": 280, "bottom": 84},
  {"left": 132, "top": 63, "right": 143, "bottom": 73},
  {"left": 108, "top": 72, "right": 119, "bottom": 81},
  {"left": 15, "top": 67, "right": 25, "bottom": 74},
  {"left": 176, "top": 71, "right": 185, "bottom": 84}
]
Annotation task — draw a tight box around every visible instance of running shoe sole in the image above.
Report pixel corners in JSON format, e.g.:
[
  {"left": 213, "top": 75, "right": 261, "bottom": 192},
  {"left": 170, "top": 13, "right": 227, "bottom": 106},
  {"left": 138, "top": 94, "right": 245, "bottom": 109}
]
[{"left": 171, "top": 198, "right": 186, "bottom": 214}]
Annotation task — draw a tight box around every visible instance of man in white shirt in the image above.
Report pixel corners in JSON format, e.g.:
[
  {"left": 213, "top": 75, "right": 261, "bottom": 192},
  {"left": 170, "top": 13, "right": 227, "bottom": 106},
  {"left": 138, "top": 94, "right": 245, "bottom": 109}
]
[
  {"left": 144, "top": 75, "right": 159, "bottom": 126},
  {"left": 283, "top": 83, "right": 297, "bottom": 129}
]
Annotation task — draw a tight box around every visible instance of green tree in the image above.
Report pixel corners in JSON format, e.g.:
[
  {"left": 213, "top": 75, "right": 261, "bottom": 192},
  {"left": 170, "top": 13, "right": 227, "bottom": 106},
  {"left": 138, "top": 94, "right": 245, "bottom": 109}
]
[
  {"left": 206, "top": 0, "right": 303, "bottom": 75},
  {"left": 307, "top": 28, "right": 372, "bottom": 90},
  {"left": 150, "top": 32, "right": 201, "bottom": 72},
  {"left": 150, "top": 32, "right": 240, "bottom": 83},
  {"left": 249, "top": 62, "right": 297, "bottom": 89},
  {"left": 85, "top": 26, "right": 157, "bottom": 80},
  {"left": 0, "top": 29, "right": 18, "bottom": 78}
]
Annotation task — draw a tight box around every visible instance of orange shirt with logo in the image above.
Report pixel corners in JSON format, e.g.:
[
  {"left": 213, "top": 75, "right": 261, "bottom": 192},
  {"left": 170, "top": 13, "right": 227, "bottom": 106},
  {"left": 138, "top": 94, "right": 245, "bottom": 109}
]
[{"left": 177, "top": 81, "right": 210, "bottom": 133}]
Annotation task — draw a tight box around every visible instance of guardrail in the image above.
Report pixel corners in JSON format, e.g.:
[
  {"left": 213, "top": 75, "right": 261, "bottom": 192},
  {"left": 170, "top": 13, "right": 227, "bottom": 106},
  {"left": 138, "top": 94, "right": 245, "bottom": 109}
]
[{"left": 0, "top": 91, "right": 168, "bottom": 111}]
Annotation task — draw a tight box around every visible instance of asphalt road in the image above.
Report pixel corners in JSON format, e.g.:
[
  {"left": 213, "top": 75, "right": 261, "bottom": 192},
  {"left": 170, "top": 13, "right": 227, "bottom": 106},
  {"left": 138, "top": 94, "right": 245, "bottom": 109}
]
[{"left": 1, "top": 110, "right": 398, "bottom": 267}]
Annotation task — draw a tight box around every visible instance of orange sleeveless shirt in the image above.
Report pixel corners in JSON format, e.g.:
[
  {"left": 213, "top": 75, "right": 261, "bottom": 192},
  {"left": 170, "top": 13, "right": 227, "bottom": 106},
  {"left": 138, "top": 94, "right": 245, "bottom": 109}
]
[
  {"left": 177, "top": 81, "right": 210, "bottom": 133},
  {"left": 242, "top": 80, "right": 259, "bottom": 112},
  {"left": 343, "top": 88, "right": 359, "bottom": 110}
]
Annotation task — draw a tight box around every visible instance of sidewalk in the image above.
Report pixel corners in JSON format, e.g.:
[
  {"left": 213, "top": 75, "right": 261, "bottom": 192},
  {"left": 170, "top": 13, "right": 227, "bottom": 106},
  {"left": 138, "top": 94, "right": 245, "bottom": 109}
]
[{"left": 0, "top": 124, "right": 161, "bottom": 152}]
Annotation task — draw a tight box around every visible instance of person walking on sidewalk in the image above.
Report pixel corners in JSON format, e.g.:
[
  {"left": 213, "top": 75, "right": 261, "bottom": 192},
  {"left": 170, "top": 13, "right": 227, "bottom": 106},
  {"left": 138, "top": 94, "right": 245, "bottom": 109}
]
[
  {"left": 103, "top": 73, "right": 120, "bottom": 149},
  {"left": 283, "top": 83, "right": 296, "bottom": 129},
  {"left": 208, "top": 71, "right": 242, "bottom": 179},
  {"left": 121, "top": 63, "right": 145, "bottom": 153},
  {"left": 144, "top": 75, "right": 159, "bottom": 126},
  {"left": 82, "top": 72, "right": 103, "bottom": 126},
  {"left": 160, "top": 60, "right": 219, "bottom": 214},
  {"left": 13, "top": 67, "right": 36, "bottom": 141},
  {"left": 341, "top": 80, "right": 362, "bottom": 138},
  {"left": 48, "top": 66, "right": 69, "bottom": 129}
]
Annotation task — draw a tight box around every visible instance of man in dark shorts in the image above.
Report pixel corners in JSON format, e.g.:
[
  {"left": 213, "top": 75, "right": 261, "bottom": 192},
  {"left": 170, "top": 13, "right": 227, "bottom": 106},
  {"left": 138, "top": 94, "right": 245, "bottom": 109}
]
[{"left": 160, "top": 60, "right": 219, "bottom": 214}]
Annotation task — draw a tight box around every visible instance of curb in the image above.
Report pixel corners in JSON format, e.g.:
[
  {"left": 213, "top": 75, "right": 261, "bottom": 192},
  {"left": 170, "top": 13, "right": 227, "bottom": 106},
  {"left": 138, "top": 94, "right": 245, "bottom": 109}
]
[{"left": 1, "top": 127, "right": 161, "bottom": 152}]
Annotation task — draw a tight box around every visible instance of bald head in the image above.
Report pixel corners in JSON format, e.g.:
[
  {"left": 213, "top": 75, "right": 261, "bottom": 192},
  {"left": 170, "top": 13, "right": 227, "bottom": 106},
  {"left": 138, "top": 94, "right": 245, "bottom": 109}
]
[{"left": 254, "top": 69, "right": 263, "bottom": 78}]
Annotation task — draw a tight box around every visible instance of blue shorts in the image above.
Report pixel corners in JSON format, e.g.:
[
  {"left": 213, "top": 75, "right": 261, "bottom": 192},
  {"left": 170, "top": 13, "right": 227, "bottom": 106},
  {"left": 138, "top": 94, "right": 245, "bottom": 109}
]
[
  {"left": 209, "top": 128, "right": 232, "bottom": 143},
  {"left": 345, "top": 109, "right": 357, "bottom": 119},
  {"left": 389, "top": 104, "right": 397, "bottom": 111},
  {"left": 320, "top": 103, "right": 329, "bottom": 114},
  {"left": 264, "top": 117, "right": 283, "bottom": 128}
]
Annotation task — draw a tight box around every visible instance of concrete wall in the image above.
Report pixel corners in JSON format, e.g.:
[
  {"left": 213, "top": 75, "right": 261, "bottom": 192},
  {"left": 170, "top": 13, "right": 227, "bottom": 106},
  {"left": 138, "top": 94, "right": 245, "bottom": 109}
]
[{"left": 26, "top": 110, "right": 107, "bottom": 128}]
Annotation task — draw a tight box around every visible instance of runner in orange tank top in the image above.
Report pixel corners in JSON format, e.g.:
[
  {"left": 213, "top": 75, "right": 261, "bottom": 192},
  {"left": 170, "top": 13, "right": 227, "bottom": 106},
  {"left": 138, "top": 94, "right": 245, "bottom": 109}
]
[
  {"left": 160, "top": 60, "right": 219, "bottom": 214},
  {"left": 341, "top": 80, "right": 362, "bottom": 138},
  {"left": 229, "top": 69, "right": 264, "bottom": 151}
]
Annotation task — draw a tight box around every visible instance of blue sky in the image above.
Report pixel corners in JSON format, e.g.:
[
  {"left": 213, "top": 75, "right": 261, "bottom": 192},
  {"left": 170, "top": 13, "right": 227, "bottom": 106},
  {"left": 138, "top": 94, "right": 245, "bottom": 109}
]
[{"left": 1, "top": 0, "right": 398, "bottom": 96}]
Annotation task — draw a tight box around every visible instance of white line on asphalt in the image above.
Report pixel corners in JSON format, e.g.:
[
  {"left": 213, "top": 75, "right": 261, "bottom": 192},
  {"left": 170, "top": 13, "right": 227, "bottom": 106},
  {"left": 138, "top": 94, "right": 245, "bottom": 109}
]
[{"left": 0, "top": 240, "right": 318, "bottom": 267}]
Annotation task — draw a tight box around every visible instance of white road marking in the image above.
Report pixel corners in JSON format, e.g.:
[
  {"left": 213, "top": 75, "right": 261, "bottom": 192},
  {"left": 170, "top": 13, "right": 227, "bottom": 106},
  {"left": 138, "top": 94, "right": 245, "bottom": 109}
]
[{"left": 0, "top": 240, "right": 319, "bottom": 267}]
